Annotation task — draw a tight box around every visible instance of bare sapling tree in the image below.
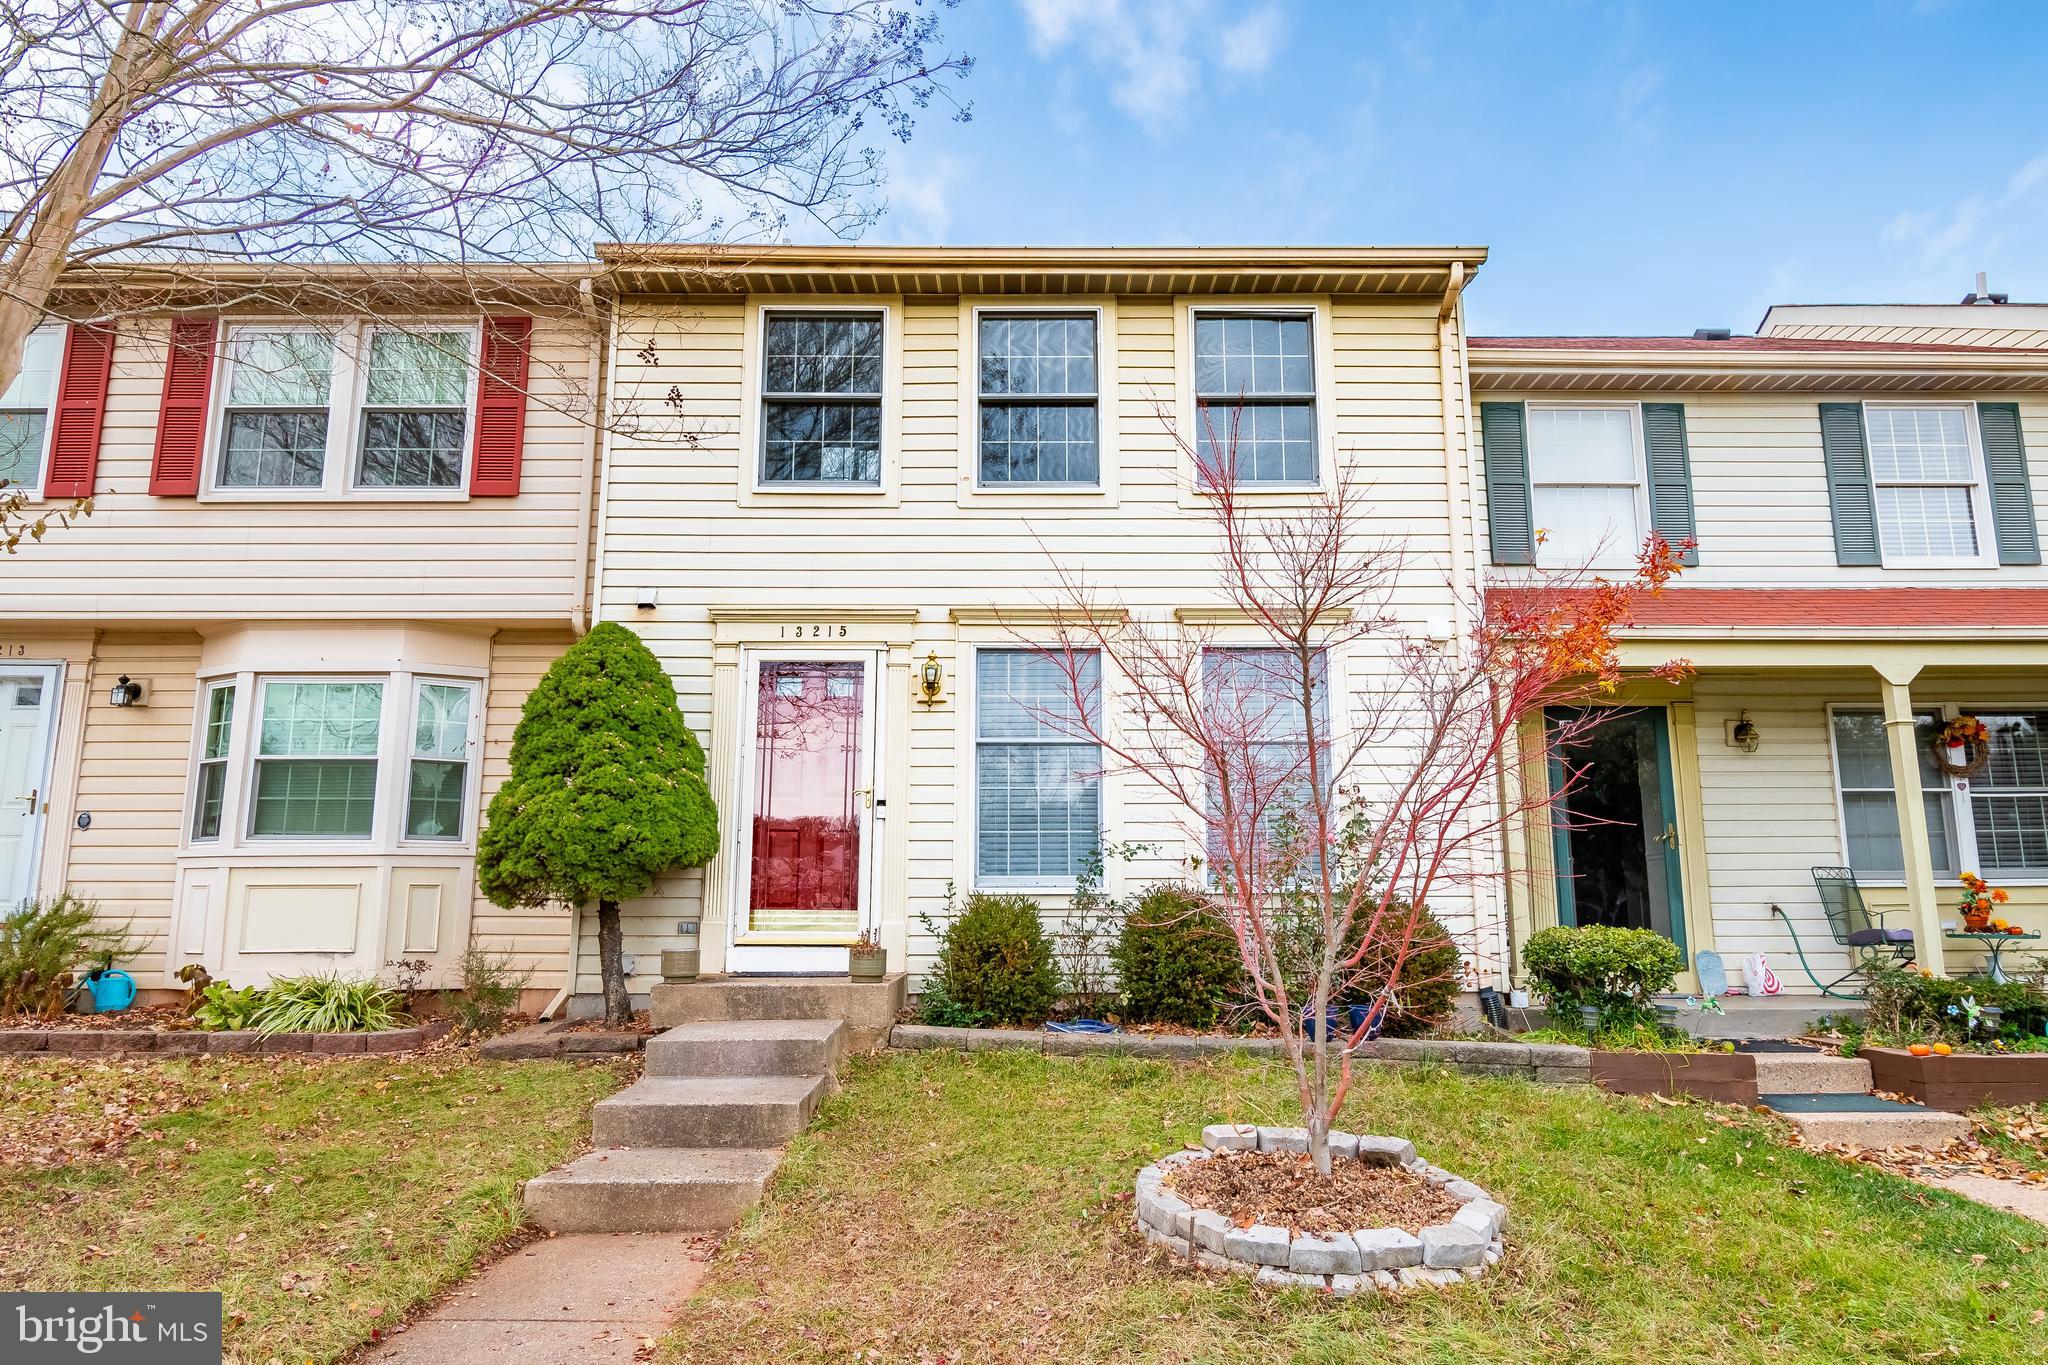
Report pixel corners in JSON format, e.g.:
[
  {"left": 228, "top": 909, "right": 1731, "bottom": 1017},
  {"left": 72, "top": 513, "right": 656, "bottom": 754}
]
[
  {"left": 1031, "top": 409, "right": 1688, "bottom": 1175},
  {"left": 0, "top": 0, "right": 972, "bottom": 395}
]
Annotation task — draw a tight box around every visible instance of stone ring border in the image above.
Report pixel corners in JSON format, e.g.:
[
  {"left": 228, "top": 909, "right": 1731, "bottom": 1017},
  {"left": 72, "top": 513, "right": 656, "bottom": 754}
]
[{"left": 1134, "top": 1124, "right": 1508, "bottom": 1296}]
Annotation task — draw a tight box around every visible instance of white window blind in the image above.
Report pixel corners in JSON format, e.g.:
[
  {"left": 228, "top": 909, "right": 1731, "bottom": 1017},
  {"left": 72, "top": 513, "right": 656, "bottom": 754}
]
[
  {"left": 1866, "top": 405, "right": 1981, "bottom": 561},
  {"left": 1970, "top": 711, "right": 2048, "bottom": 876},
  {"left": 975, "top": 650, "right": 1100, "bottom": 883},
  {"left": 1527, "top": 406, "right": 1642, "bottom": 567},
  {"left": 1203, "top": 647, "right": 1330, "bottom": 877}
]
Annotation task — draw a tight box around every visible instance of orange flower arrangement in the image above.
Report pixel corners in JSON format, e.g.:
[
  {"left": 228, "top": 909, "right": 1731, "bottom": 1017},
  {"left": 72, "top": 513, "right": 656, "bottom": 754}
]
[{"left": 1957, "top": 871, "right": 2010, "bottom": 931}]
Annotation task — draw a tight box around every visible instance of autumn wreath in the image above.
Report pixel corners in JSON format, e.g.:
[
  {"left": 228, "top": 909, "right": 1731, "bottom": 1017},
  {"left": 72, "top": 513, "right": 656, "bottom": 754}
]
[{"left": 1933, "top": 715, "right": 1991, "bottom": 779}]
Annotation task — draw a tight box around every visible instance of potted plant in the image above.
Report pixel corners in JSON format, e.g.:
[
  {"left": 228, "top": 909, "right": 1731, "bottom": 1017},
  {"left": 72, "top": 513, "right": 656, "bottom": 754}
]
[
  {"left": 849, "top": 928, "right": 887, "bottom": 983},
  {"left": 1959, "top": 871, "right": 2007, "bottom": 932}
]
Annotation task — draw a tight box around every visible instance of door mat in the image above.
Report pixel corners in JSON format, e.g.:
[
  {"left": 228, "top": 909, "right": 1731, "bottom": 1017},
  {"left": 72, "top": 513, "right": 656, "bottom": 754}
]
[
  {"left": 1732, "top": 1040, "right": 1823, "bottom": 1054},
  {"left": 1759, "top": 1092, "right": 1934, "bottom": 1114}
]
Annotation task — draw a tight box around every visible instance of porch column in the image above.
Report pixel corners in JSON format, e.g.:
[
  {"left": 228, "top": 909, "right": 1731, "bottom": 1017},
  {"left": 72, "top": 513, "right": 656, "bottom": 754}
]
[{"left": 1878, "top": 664, "right": 1946, "bottom": 977}]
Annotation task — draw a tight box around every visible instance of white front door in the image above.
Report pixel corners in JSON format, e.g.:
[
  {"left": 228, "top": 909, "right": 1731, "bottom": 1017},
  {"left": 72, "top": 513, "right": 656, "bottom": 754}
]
[
  {"left": 0, "top": 666, "right": 61, "bottom": 907},
  {"left": 728, "top": 650, "right": 882, "bottom": 974}
]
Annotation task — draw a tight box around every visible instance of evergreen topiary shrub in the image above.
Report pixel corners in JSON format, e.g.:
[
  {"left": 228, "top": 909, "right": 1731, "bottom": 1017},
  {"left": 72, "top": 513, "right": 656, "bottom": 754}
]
[
  {"left": 923, "top": 892, "right": 1057, "bottom": 1026},
  {"left": 1111, "top": 885, "right": 1243, "bottom": 1028},
  {"left": 1347, "top": 902, "right": 1462, "bottom": 1038},
  {"left": 477, "top": 622, "right": 718, "bottom": 1024}
]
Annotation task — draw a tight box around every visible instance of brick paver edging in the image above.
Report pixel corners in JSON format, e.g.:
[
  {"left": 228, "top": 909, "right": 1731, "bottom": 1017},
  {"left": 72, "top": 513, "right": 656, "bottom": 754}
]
[
  {"left": 0, "top": 1020, "right": 449, "bottom": 1057},
  {"left": 1138, "top": 1126, "right": 1508, "bottom": 1294},
  {"left": 888, "top": 1024, "right": 1591, "bottom": 1084}
]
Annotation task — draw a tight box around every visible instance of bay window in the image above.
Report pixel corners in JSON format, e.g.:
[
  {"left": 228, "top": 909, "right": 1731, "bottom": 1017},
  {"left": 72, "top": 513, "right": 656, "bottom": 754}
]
[
  {"left": 186, "top": 672, "right": 479, "bottom": 849},
  {"left": 975, "top": 649, "right": 1101, "bottom": 884}
]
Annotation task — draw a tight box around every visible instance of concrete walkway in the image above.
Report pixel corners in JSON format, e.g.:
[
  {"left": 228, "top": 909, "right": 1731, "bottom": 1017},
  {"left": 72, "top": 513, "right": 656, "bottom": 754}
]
[
  {"left": 358, "top": 1232, "right": 710, "bottom": 1365},
  {"left": 1926, "top": 1173, "right": 2048, "bottom": 1228}
]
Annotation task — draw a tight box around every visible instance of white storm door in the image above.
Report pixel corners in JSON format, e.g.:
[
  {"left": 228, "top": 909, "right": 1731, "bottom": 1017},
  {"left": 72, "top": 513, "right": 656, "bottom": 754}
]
[{"left": 0, "top": 667, "right": 61, "bottom": 907}]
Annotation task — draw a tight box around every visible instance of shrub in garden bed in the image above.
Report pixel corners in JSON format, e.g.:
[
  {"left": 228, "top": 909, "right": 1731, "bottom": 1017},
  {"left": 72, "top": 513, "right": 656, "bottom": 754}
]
[
  {"left": 1347, "top": 903, "right": 1461, "bottom": 1038},
  {"left": 919, "top": 891, "right": 1059, "bottom": 1027},
  {"left": 1861, "top": 962, "right": 2048, "bottom": 1049},
  {"left": 1110, "top": 885, "right": 1244, "bottom": 1029},
  {"left": 0, "top": 893, "right": 136, "bottom": 1019},
  {"left": 1522, "top": 924, "right": 1682, "bottom": 1035}
]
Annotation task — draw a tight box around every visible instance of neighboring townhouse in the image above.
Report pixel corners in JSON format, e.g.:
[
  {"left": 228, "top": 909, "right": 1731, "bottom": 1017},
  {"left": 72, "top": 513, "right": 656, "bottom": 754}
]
[
  {"left": 1473, "top": 329, "right": 2048, "bottom": 995},
  {"left": 585, "top": 245, "right": 1493, "bottom": 1003},
  {"left": 1, "top": 265, "right": 602, "bottom": 1003}
]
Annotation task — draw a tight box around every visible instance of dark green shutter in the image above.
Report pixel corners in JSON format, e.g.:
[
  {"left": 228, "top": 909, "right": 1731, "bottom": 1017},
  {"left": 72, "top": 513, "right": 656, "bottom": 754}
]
[
  {"left": 1640, "top": 403, "right": 1699, "bottom": 566},
  {"left": 1481, "top": 402, "right": 1534, "bottom": 565},
  {"left": 1977, "top": 402, "right": 2040, "bottom": 565},
  {"left": 1819, "top": 403, "right": 1881, "bottom": 566}
]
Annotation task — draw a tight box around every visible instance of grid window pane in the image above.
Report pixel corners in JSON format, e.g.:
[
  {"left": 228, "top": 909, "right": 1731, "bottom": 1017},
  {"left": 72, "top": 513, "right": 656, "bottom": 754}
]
[
  {"left": 1204, "top": 648, "right": 1331, "bottom": 874},
  {"left": 364, "top": 331, "right": 469, "bottom": 406},
  {"left": 763, "top": 315, "right": 882, "bottom": 395},
  {"left": 1876, "top": 485, "right": 1977, "bottom": 560},
  {"left": 226, "top": 332, "right": 332, "bottom": 407},
  {"left": 191, "top": 684, "right": 236, "bottom": 842},
  {"left": 980, "top": 403, "right": 1098, "bottom": 484},
  {"left": 250, "top": 758, "right": 377, "bottom": 836},
  {"left": 0, "top": 410, "right": 48, "bottom": 487},
  {"left": 978, "top": 315, "right": 1095, "bottom": 397},
  {"left": 358, "top": 411, "right": 465, "bottom": 488},
  {"left": 220, "top": 411, "right": 328, "bottom": 487},
  {"left": 413, "top": 683, "right": 472, "bottom": 757},
  {"left": 975, "top": 650, "right": 1099, "bottom": 881},
  {"left": 1195, "top": 401, "right": 1315, "bottom": 483},
  {"left": 259, "top": 682, "right": 383, "bottom": 757},
  {"left": 1830, "top": 710, "right": 1950, "bottom": 876},
  {"left": 1867, "top": 407, "right": 1974, "bottom": 481},
  {"left": 192, "top": 764, "right": 229, "bottom": 840},
  {"left": 763, "top": 400, "right": 881, "bottom": 484},
  {"left": 203, "top": 685, "right": 236, "bottom": 760},
  {"left": 977, "top": 314, "right": 1099, "bottom": 486},
  {"left": 1195, "top": 315, "right": 1313, "bottom": 396},
  {"left": 1967, "top": 711, "right": 2048, "bottom": 874}
]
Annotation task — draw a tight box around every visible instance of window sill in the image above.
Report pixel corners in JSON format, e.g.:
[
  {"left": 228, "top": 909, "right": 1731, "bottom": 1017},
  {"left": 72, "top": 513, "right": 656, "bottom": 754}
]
[{"left": 197, "top": 489, "right": 473, "bottom": 505}]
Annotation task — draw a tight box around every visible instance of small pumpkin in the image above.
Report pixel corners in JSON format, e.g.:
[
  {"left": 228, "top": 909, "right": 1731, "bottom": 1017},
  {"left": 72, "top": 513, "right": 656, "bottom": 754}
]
[
  {"left": 2008, "top": 925, "right": 2026, "bottom": 936},
  {"left": 1909, "top": 1043, "right": 1934, "bottom": 1057},
  {"left": 1932, "top": 1042, "right": 1953, "bottom": 1056}
]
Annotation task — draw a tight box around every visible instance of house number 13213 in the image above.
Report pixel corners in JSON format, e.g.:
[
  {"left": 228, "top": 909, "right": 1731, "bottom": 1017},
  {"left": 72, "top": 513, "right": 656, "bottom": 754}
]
[{"left": 779, "top": 624, "right": 849, "bottom": 639}]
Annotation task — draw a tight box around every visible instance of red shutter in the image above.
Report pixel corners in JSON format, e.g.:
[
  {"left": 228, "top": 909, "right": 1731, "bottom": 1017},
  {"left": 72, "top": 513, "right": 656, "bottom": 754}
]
[
  {"left": 149, "top": 317, "right": 218, "bottom": 496},
  {"left": 470, "top": 315, "right": 532, "bottom": 496},
  {"left": 41, "top": 323, "right": 116, "bottom": 498}
]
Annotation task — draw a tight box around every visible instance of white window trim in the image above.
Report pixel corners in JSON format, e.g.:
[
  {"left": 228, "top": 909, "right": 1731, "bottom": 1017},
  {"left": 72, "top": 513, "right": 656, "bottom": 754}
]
[
  {"left": 1861, "top": 400, "right": 1997, "bottom": 570},
  {"left": 1, "top": 324, "right": 65, "bottom": 500},
  {"left": 964, "top": 304, "right": 1109, "bottom": 496},
  {"left": 200, "top": 318, "right": 481, "bottom": 503},
  {"left": 1175, "top": 298, "right": 1337, "bottom": 503},
  {"left": 1525, "top": 399, "right": 1651, "bottom": 572},
  {"left": 738, "top": 299, "right": 902, "bottom": 505},
  {"left": 182, "top": 669, "right": 483, "bottom": 856},
  {"left": 966, "top": 642, "right": 1105, "bottom": 894}
]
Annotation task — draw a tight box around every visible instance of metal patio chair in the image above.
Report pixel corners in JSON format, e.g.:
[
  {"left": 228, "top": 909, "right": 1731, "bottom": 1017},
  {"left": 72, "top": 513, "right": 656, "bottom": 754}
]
[{"left": 1770, "top": 866, "right": 1916, "bottom": 999}]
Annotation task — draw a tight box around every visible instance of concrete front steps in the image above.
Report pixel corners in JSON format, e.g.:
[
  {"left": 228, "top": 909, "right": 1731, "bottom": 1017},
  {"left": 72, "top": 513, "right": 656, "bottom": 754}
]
[
  {"left": 524, "top": 1015, "right": 848, "bottom": 1234},
  {"left": 650, "top": 973, "right": 907, "bottom": 1050},
  {"left": 1762, "top": 1091, "right": 1973, "bottom": 1148},
  {"left": 1753, "top": 1050, "right": 1872, "bottom": 1095}
]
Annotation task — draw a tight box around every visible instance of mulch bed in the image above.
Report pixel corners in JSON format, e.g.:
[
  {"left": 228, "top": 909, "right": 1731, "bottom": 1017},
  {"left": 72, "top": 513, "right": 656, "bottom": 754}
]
[
  {"left": 1163, "top": 1149, "right": 1462, "bottom": 1238},
  {"left": 8, "top": 1004, "right": 199, "bottom": 1032},
  {"left": 557, "top": 1010, "right": 657, "bottom": 1036}
]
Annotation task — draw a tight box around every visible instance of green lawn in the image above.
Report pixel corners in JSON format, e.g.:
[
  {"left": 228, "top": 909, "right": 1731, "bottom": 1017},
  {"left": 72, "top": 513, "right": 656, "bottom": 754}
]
[
  {"left": 0, "top": 1051, "right": 630, "bottom": 1365},
  {"left": 667, "top": 1049, "right": 2048, "bottom": 1365}
]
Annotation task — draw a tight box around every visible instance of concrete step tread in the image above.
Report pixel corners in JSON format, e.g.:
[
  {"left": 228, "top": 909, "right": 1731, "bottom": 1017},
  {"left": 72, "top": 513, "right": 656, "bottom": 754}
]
[
  {"left": 598, "top": 1075, "right": 826, "bottom": 1107},
  {"left": 528, "top": 1146, "right": 782, "bottom": 1185},
  {"left": 654, "top": 1019, "right": 846, "bottom": 1043},
  {"left": 1752, "top": 1053, "right": 1874, "bottom": 1095}
]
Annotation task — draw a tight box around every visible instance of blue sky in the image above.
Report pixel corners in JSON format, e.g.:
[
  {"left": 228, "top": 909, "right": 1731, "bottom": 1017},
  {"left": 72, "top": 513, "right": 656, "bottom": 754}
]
[{"left": 858, "top": 0, "right": 2048, "bottom": 335}]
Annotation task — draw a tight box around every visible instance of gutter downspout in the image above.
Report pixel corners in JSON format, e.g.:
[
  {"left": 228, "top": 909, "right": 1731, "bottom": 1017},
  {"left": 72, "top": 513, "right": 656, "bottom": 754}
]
[{"left": 540, "top": 280, "right": 606, "bottom": 1021}]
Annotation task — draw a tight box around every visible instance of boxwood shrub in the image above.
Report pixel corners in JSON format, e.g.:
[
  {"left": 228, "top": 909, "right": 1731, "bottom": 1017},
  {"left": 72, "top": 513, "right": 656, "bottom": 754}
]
[
  {"left": 921, "top": 892, "right": 1058, "bottom": 1027},
  {"left": 1110, "top": 885, "right": 1243, "bottom": 1028},
  {"left": 1522, "top": 924, "right": 1682, "bottom": 1028}
]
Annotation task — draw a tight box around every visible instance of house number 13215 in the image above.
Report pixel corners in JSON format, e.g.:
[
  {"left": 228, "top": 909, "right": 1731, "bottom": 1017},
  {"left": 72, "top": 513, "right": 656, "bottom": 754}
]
[{"left": 778, "top": 624, "right": 849, "bottom": 639}]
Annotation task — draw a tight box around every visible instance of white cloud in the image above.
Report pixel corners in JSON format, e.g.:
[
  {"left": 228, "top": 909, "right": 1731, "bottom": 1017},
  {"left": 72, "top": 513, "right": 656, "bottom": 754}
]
[
  {"left": 1218, "top": 4, "right": 1286, "bottom": 76},
  {"left": 1014, "top": 0, "right": 1286, "bottom": 136},
  {"left": 884, "top": 150, "right": 962, "bottom": 243},
  {"left": 1881, "top": 146, "right": 2048, "bottom": 279}
]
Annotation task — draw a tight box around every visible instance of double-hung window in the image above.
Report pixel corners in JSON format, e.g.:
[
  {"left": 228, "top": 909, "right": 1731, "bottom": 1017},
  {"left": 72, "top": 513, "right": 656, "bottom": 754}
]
[
  {"left": 1193, "top": 312, "right": 1317, "bottom": 485},
  {"left": 406, "top": 682, "right": 474, "bottom": 839},
  {"left": 1526, "top": 404, "right": 1645, "bottom": 568},
  {"left": 191, "top": 683, "right": 237, "bottom": 840},
  {"left": 0, "top": 328, "right": 59, "bottom": 491},
  {"left": 1203, "top": 647, "right": 1331, "bottom": 875},
  {"left": 760, "top": 312, "right": 883, "bottom": 486},
  {"left": 358, "top": 330, "right": 472, "bottom": 489},
  {"left": 977, "top": 314, "right": 1098, "bottom": 485},
  {"left": 1968, "top": 712, "right": 2048, "bottom": 878},
  {"left": 250, "top": 681, "right": 385, "bottom": 837},
  {"left": 219, "top": 330, "right": 335, "bottom": 490},
  {"left": 975, "top": 649, "right": 1101, "bottom": 884},
  {"left": 1865, "top": 403, "right": 1989, "bottom": 564},
  {"left": 1828, "top": 709, "right": 1952, "bottom": 878}
]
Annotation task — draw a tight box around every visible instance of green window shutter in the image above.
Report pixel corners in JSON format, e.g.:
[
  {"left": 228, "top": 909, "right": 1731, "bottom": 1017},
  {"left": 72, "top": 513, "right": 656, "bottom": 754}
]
[
  {"left": 1819, "top": 403, "right": 1881, "bottom": 566},
  {"left": 1977, "top": 402, "right": 2040, "bottom": 565},
  {"left": 1640, "top": 403, "right": 1699, "bottom": 566},
  {"left": 1481, "top": 402, "right": 1534, "bottom": 566}
]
